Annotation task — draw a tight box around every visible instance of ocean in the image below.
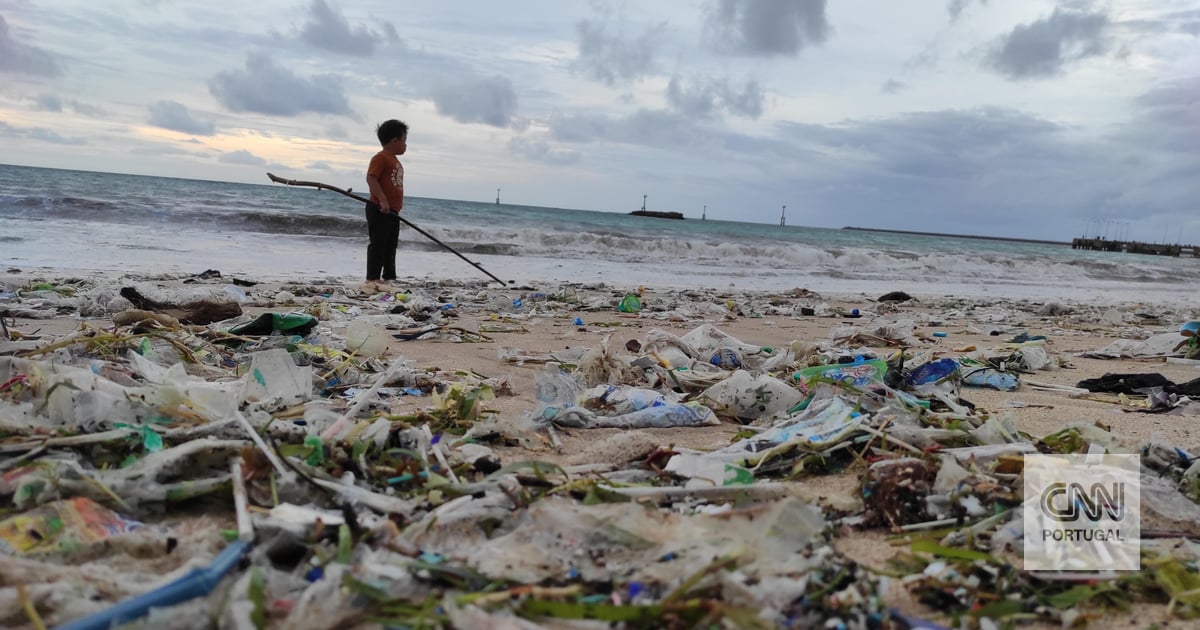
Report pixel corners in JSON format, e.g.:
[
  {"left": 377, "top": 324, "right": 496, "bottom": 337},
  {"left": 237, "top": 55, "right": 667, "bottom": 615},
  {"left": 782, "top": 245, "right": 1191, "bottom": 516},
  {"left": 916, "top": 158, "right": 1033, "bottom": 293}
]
[{"left": 2, "top": 163, "right": 1198, "bottom": 305}]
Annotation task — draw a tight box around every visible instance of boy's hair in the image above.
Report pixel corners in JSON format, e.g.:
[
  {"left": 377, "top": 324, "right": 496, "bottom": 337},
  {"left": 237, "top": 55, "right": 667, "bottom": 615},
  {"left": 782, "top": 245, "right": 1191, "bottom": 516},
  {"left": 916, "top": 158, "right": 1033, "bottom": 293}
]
[{"left": 376, "top": 119, "right": 409, "bottom": 146}]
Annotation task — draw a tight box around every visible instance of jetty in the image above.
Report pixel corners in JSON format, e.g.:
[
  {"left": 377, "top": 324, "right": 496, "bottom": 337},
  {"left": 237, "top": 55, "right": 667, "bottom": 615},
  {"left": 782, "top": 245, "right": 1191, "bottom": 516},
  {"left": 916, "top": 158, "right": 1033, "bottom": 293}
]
[
  {"left": 842, "top": 227, "right": 1199, "bottom": 258},
  {"left": 1070, "top": 237, "right": 1198, "bottom": 257}
]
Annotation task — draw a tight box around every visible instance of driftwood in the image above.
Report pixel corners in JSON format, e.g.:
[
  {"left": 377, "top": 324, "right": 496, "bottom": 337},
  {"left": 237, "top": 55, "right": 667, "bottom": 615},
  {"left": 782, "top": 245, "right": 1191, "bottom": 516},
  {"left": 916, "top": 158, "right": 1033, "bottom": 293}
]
[{"left": 119, "top": 287, "right": 241, "bottom": 325}]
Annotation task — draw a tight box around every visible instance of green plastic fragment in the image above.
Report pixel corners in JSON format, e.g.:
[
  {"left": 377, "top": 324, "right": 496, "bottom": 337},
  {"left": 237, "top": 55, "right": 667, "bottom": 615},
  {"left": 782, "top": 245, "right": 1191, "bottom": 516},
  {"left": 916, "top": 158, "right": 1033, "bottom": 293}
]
[{"left": 304, "top": 435, "right": 324, "bottom": 466}]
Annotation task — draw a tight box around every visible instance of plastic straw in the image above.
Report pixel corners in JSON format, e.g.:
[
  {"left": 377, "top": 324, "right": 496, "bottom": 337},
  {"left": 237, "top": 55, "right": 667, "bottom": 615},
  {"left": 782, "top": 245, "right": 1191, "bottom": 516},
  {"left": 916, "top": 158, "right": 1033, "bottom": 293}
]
[
  {"left": 56, "top": 540, "right": 250, "bottom": 630},
  {"left": 230, "top": 458, "right": 255, "bottom": 542}
]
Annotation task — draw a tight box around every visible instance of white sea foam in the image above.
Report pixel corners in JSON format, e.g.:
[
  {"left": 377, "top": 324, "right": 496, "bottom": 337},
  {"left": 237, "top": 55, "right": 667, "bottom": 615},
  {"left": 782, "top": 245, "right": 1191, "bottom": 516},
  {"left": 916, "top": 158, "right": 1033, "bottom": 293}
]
[{"left": 3, "top": 163, "right": 1199, "bottom": 306}]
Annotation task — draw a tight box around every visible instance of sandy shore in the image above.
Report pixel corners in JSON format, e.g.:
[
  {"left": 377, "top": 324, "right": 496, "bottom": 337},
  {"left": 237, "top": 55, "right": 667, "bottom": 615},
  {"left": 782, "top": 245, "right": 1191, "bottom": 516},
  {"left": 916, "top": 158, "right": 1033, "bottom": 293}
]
[{"left": 3, "top": 268, "right": 1200, "bottom": 628}]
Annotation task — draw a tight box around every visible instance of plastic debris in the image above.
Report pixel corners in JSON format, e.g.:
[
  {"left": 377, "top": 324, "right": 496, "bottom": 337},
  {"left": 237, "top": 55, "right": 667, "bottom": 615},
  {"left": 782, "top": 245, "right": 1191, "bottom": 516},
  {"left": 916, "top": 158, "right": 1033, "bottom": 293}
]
[{"left": 2, "top": 276, "right": 1199, "bottom": 629}]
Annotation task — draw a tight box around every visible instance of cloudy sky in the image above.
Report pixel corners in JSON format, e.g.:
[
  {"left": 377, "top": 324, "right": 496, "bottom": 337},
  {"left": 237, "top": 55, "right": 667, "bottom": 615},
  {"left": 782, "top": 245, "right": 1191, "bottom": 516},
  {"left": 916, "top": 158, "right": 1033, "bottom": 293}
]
[{"left": 1, "top": 0, "right": 1197, "bottom": 241}]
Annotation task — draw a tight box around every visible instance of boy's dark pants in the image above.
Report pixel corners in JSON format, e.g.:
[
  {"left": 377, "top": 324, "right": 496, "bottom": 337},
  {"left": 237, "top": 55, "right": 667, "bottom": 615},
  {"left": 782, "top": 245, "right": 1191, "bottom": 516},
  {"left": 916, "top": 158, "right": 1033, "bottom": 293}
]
[{"left": 365, "top": 204, "right": 400, "bottom": 281}]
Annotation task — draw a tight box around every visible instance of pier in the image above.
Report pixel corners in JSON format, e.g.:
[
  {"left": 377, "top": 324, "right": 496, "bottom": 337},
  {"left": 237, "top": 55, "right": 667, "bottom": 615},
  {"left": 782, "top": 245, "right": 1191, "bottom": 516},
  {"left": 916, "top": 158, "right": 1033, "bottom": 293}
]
[
  {"left": 841, "top": 227, "right": 1199, "bottom": 258},
  {"left": 1070, "top": 237, "right": 1199, "bottom": 257}
]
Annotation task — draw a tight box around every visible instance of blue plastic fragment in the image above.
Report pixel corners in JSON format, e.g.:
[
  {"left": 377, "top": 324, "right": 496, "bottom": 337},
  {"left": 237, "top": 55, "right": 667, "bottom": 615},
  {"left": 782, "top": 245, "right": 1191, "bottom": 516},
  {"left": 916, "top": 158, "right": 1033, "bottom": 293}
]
[
  {"left": 419, "top": 551, "right": 445, "bottom": 564},
  {"left": 905, "top": 358, "right": 959, "bottom": 387},
  {"left": 56, "top": 540, "right": 251, "bottom": 630}
]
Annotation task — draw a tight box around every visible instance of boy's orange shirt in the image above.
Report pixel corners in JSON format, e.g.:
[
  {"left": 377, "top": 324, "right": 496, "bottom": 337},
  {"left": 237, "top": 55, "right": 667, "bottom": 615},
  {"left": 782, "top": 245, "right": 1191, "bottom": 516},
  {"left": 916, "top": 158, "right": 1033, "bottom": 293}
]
[{"left": 367, "top": 151, "right": 404, "bottom": 209}]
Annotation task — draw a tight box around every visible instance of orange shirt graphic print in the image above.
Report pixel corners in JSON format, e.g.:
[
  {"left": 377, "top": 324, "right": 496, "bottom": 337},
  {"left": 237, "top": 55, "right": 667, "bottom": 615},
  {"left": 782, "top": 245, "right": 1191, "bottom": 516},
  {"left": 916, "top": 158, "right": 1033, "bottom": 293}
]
[{"left": 392, "top": 162, "right": 403, "bottom": 190}]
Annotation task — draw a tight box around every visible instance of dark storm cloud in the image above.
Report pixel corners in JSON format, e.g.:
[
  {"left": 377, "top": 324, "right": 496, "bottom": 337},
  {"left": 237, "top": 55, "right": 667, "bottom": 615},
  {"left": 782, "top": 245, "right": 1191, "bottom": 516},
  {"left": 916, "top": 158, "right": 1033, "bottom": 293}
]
[
  {"left": 1128, "top": 77, "right": 1200, "bottom": 153},
  {"left": 0, "top": 121, "right": 85, "bottom": 144},
  {"left": 508, "top": 137, "right": 581, "bottom": 165},
  {"left": 665, "top": 75, "right": 764, "bottom": 119},
  {"left": 985, "top": 9, "right": 1110, "bottom": 79},
  {"left": 147, "top": 100, "right": 216, "bottom": 135},
  {"left": 573, "top": 17, "right": 666, "bottom": 85},
  {"left": 0, "top": 15, "right": 60, "bottom": 76},
  {"left": 757, "top": 100, "right": 1200, "bottom": 235},
  {"left": 297, "top": 0, "right": 392, "bottom": 56},
  {"left": 209, "top": 53, "right": 352, "bottom": 116},
  {"left": 703, "top": 0, "right": 831, "bottom": 56},
  {"left": 430, "top": 75, "right": 518, "bottom": 127}
]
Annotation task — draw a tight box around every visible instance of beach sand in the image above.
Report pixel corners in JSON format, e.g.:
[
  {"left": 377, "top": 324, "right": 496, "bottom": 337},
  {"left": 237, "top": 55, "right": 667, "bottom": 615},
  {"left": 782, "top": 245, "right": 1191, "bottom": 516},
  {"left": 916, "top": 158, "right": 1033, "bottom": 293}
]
[{"left": 3, "top": 269, "right": 1199, "bottom": 628}]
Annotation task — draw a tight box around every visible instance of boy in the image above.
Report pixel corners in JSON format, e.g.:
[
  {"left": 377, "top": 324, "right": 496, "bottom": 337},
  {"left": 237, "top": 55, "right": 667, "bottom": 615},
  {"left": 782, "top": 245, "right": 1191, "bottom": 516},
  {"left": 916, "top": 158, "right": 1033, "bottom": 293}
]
[{"left": 362, "top": 119, "right": 408, "bottom": 293}]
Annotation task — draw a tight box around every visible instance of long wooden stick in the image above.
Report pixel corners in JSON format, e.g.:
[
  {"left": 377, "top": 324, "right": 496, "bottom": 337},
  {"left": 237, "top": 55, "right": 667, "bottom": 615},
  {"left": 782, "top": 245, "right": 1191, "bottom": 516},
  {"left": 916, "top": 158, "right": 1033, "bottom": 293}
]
[{"left": 267, "top": 172, "right": 509, "bottom": 286}]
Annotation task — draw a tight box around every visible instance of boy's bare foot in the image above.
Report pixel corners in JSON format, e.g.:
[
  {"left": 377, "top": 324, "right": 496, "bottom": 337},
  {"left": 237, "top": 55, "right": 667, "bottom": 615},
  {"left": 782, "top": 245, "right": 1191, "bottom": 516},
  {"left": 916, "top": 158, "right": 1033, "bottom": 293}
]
[{"left": 359, "top": 281, "right": 380, "bottom": 293}]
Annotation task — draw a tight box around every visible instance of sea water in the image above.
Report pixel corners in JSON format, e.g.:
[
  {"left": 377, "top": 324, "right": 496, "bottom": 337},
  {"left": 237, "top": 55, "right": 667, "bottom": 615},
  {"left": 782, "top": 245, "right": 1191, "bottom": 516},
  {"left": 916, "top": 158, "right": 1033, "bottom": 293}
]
[{"left": 2, "top": 163, "right": 1198, "bottom": 304}]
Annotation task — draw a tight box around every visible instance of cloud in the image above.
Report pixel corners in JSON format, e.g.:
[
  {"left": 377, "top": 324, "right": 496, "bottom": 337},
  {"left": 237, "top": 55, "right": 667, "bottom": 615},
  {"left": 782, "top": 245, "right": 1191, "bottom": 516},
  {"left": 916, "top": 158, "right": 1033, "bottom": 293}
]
[
  {"left": 549, "top": 109, "right": 717, "bottom": 152},
  {"left": 430, "top": 75, "right": 518, "bottom": 127},
  {"left": 209, "top": 52, "right": 353, "bottom": 116},
  {"left": 68, "top": 99, "right": 107, "bottom": 117},
  {"left": 1126, "top": 78, "right": 1200, "bottom": 157},
  {"left": 947, "top": 0, "right": 986, "bottom": 21},
  {"left": 129, "top": 142, "right": 211, "bottom": 157},
  {"left": 508, "top": 136, "right": 581, "bottom": 165},
  {"left": 147, "top": 100, "right": 216, "bottom": 135},
  {"left": 703, "top": 0, "right": 831, "bottom": 56},
  {"left": 985, "top": 9, "right": 1110, "bottom": 79},
  {"left": 34, "top": 93, "right": 62, "bottom": 111},
  {"left": 0, "top": 16, "right": 60, "bottom": 76},
  {"left": 297, "top": 0, "right": 391, "bottom": 56},
  {"left": 665, "top": 75, "right": 765, "bottom": 119},
  {"left": 29, "top": 93, "right": 109, "bottom": 116},
  {"left": 573, "top": 16, "right": 666, "bottom": 85},
  {"left": 219, "top": 149, "right": 267, "bottom": 165},
  {"left": 881, "top": 79, "right": 906, "bottom": 94},
  {"left": 306, "top": 160, "right": 334, "bottom": 170},
  {"left": 0, "top": 121, "right": 85, "bottom": 144}
]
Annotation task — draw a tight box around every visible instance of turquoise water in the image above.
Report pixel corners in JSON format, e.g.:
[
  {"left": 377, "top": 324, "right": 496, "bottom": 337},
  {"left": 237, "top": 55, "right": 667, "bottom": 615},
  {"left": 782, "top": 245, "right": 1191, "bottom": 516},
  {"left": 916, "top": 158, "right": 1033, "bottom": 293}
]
[{"left": 2, "top": 163, "right": 1198, "bottom": 302}]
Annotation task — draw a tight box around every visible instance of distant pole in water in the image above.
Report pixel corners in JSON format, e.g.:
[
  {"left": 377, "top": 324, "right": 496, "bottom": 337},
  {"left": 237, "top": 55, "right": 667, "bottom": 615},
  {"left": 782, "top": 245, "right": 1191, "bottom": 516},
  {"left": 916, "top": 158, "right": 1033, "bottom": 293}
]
[
  {"left": 702, "top": 205, "right": 706, "bottom": 221},
  {"left": 780, "top": 204, "right": 786, "bottom": 226},
  {"left": 496, "top": 188, "right": 500, "bottom": 205},
  {"left": 642, "top": 194, "right": 648, "bottom": 211}
]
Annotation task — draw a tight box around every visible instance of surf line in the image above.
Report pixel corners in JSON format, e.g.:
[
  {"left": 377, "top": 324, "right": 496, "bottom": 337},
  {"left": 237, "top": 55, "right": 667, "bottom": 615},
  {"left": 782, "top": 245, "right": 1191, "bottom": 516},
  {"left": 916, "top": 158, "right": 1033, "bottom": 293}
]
[{"left": 265, "top": 169, "right": 508, "bottom": 282}]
